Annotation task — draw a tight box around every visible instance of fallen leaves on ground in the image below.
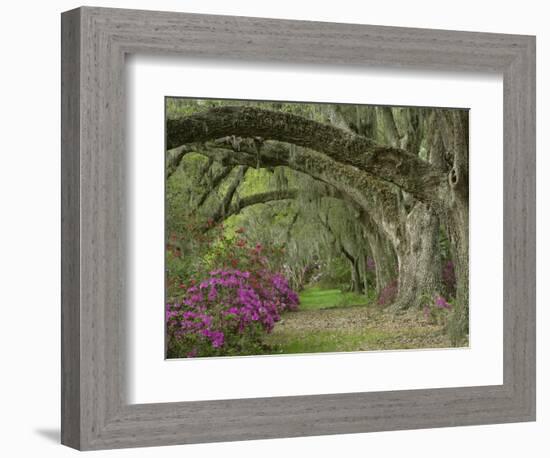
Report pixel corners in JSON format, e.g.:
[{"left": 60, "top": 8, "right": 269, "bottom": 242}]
[{"left": 265, "top": 305, "right": 460, "bottom": 353}]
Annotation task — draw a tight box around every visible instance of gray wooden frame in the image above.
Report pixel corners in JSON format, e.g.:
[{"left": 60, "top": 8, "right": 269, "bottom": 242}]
[{"left": 61, "top": 6, "right": 536, "bottom": 451}]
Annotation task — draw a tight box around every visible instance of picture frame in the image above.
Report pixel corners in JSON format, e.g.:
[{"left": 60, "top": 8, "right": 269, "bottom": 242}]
[{"left": 61, "top": 6, "right": 536, "bottom": 450}]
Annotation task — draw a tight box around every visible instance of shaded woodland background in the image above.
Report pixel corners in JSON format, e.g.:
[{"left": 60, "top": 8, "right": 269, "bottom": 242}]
[{"left": 165, "top": 98, "right": 469, "bottom": 358}]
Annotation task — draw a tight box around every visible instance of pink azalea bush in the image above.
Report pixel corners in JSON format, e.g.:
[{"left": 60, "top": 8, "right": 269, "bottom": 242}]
[
  {"left": 166, "top": 226, "right": 299, "bottom": 358},
  {"left": 166, "top": 269, "right": 299, "bottom": 357}
]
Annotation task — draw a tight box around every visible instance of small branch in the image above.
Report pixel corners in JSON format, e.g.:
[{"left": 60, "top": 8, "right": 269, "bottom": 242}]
[{"left": 210, "top": 166, "right": 248, "bottom": 223}]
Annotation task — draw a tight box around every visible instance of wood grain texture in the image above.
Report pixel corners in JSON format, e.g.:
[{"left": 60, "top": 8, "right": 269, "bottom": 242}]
[
  {"left": 60, "top": 7, "right": 81, "bottom": 449},
  {"left": 60, "top": 6, "right": 536, "bottom": 450}
]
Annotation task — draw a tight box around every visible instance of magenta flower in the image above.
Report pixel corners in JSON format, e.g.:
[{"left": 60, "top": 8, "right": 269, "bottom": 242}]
[
  {"left": 434, "top": 295, "right": 451, "bottom": 309},
  {"left": 207, "top": 286, "right": 217, "bottom": 301},
  {"left": 166, "top": 267, "right": 299, "bottom": 357}
]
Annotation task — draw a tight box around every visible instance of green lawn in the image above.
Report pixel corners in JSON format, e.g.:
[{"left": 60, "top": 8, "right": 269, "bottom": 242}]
[{"left": 298, "top": 287, "right": 370, "bottom": 311}]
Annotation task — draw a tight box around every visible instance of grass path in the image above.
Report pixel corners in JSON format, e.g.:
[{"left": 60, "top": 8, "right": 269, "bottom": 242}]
[
  {"left": 298, "top": 287, "right": 369, "bottom": 311},
  {"left": 265, "top": 287, "right": 454, "bottom": 354}
]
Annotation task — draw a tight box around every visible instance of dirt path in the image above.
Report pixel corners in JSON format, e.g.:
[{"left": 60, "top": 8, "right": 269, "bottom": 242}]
[{"left": 265, "top": 305, "right": 454, "bottom": 354}]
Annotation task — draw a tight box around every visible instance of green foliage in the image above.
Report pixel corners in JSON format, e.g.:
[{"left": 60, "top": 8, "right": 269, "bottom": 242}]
[{"left": 167, "top": 321, "right": 267, "bottom": 358}]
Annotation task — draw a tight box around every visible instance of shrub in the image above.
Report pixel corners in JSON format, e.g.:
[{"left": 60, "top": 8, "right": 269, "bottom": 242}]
[
  {"left": 166, "top": 217, "right": 226, "bottom": 301},
  {"left": 166, "top": 224, "right": 300, "bottom": 357},
  {"left": 166, "top": 268, "right": 299, "bottom": 358}
]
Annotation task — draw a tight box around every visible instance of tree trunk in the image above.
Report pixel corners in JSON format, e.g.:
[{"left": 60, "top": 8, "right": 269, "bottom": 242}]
[
  {"left": 338, "top": 243, "right": 363, "bottom": 294},
  {"left": 361, "top": 255, "right": 369, "bottom": 296},
  {"left": 442, "top": 110, "right": 469, "bottom": 340},
  {"left": 393, "top": 203, "right": 442, "bottom": 309},
  {"left": 440, "top": 176, "right": 469, "bottom": 343},
  {"left": 364, "top": 220, "right": 397, "bottom": 294},
  {"left": 350, "top": 258, "right": 362, "bottom": 294},
  {"left": 446, "top": 197, "right": 468, "bottom": 308}
]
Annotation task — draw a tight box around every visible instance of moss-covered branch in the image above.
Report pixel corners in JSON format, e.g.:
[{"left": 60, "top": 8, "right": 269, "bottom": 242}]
[{"left": 166, "top": 106, "right": 447, "bottom": 205}]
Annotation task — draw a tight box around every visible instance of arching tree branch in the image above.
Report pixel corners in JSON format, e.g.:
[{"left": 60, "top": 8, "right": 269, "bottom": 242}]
[
  {"left": 211, "top": 185, "right": 350, "bottom": 225},
  {"left": 212, "top": 189, "right": 299, "bottom": 224},
  {"left": 166, "top": 106, "right": 447, "bottom": 204},
  {"left": 193, "top": 138, "right": 411, "bottom": 219}
]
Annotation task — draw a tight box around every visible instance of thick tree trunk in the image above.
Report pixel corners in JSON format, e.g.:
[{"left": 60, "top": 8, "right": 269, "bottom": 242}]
[
  {"left": 363, "top": 215, "right": 397, "bottom": 294},
  {"left": 361, "top": 255, "right": 369, "bottom": 296},
  {"left": 349, "top": 258, "right": 362, "bottom": 294},
  {"left": 446, "top": 197, "right": 468, "bottom": 308},
  {"left": 441, "top": 181, "right": 469, "bottom": 344},
  {"left": 392, "top": 203, "right": 442, "bottom": 309},
  {"left": 334, "top": 232, "right": 365, "bottom": 295},
  {"left": 441, "top": 110, "right": 470, "bottom": 339}
]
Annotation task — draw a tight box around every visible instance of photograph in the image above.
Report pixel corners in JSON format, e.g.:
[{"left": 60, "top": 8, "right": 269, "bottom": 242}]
[{"left": 164, "top": 98, "right": 470, "bottom": 358}]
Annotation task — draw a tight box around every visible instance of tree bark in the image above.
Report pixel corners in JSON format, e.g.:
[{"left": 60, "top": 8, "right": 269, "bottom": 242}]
[
  {"left": 377, "top": 107, "right": 402, "bottom": 147},
  {"left": 441, "top": 110, "right": 469, "bottom": 334},
  {"left": 392, "top": 203, "right": 442, "bottom": 309},
  {"left": 339, "top": 246, "right": 362, "bottom": 294},
  {"left": 361, "top": 212, "right": 397, "bottom": 294}
]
